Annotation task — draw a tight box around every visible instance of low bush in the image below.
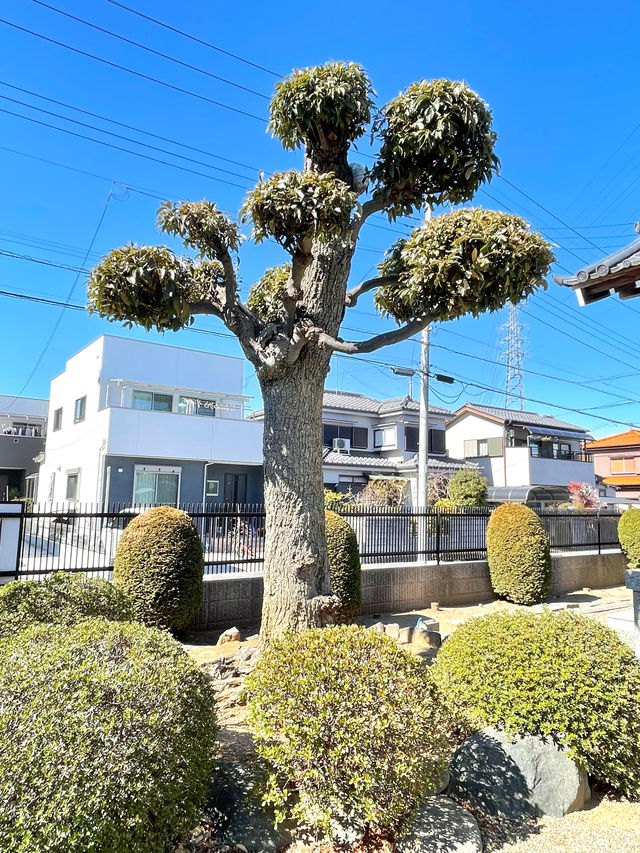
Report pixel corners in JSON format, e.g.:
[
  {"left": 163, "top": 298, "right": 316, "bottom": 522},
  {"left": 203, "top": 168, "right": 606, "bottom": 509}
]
[
  {"left": 247, "top": 625, "right": 450, "bottom": 843},
  {"left": 325, "top": 510, "right": 361, "bottom": 622},
  {"left": 618, "top": 508, "right": 640, "bottom": 570},
  {"left": 113, "top": 506, "right": 204, "bottom": 631},
  {"left": 486, "top": 503, "right": 551, "bottom": 604},
  {"left": 0, "top": 618, "right": 216, "bottom": 853},
  {"left": 0, "top": 571, "right": 132, "bottom": 639},
  {"left": 447, "top": 468, "right": 487, "bottom": 507},
  {"left": 432, "top": 610, "right": 640, "bottom": 798}
]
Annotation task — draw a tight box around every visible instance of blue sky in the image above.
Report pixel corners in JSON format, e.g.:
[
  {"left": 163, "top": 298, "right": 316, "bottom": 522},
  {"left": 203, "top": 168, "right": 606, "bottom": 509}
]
[{"left": 1, "top": 0, "right": 640, "bottom": 436}]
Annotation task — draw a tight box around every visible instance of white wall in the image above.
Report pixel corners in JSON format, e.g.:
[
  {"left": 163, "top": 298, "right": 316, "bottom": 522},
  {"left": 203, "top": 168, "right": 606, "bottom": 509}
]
[{"left": 446, "top": 414, "right": 504, "bottom": 464}]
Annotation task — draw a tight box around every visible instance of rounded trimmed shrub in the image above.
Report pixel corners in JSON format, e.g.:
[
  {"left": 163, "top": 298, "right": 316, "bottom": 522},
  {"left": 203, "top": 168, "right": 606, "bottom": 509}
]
[
  {"left": 247, "top": 625, "right": 451, "bottom": 843},
  {"left": 0, "top": 618, "right": 216, "bottom": 852},
  {"left": 113, "top": 506, "right": 204, "bottom": 631},
  {"left": 0, "top": 571, "right": 132, "bottom": 639},
  {"left": 618, "top": 507, "right": 640, "bottom": 569},
  {"left": 447, "top": 468, "right": 487, "bottom": 507},
  {"left": 486, "top": 503, "right": 551, "bottom": 604},
  {"left": 325, "top": 510, "right": 361, "bottom": 622},
  {"left": 432, "top": 610, "right": 640, "bottom": 798}
]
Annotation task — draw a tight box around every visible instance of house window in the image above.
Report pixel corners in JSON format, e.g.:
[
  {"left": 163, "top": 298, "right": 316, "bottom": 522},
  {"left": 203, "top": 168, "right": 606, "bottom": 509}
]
[
  {"left": 132, "top": 390, "right": 173, "bottom": 412},
  {"left": 405, "top": 427, "right": 446, "bottom": 454},
  {"left": 530, "top": 441, "right": 573, "bottom": 460},
  {"left": 611, "top": 457, "right": 636, "bottom": 474},
  {"left": 53, "top": 407, "right": 62, "bottom": 431},
  {"left": 464, "top": 437, "right": 503, "bottom": 458},
  {"left": 65, "top": 471, "right": 79, "bottom": 500},
  {"left": 374, "top": 426, "right": 396, "bottom": 448},
  {"left": 74, "top": 397, "right": 86, "bottom": 424},
  {"left": 322, "top": 425, "right": 368, "bottom": 449},
  {"left": 205, "top": 479, "right": 220, "bottom": 498},
  {"left": 178, "top": 395, "right": 216, "bottom": 417},
  {"left": 133, "top": 466, "right": 180, "bottom": 505}
]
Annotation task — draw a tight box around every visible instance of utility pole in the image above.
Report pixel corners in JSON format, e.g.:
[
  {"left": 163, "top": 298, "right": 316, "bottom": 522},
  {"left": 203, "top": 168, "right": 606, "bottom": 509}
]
[{"left": 417, "top": 204, "right": 432, "bottom": 508}]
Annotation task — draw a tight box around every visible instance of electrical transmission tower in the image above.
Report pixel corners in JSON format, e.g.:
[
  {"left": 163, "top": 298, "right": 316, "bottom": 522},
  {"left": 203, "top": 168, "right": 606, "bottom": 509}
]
[{"left": 500, "top": 303, "right": 526, "bottom": 410}]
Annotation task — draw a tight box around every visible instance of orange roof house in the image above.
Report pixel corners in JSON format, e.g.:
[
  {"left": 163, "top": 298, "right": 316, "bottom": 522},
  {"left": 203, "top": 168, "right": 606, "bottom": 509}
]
[{"left": 586, "top": 430, "right": 640, "bottom": 497}]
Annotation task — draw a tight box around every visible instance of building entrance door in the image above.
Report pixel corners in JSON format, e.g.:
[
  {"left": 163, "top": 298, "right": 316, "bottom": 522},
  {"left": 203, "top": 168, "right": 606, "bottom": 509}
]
[{"left": 223, "top": 473, "right": 247, "bottom": 503}]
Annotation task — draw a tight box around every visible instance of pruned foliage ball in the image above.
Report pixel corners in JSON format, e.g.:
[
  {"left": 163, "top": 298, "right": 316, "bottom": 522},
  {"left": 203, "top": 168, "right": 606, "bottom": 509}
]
[
  {"left": 0, "top": 618, "right": 217, "bottom": 853},
  {"left": 0, "top": 571, "right": 132, "bottom": 639},
  {"left": 325, "top": 510, "right": 361, "bottom": 622},
  {"left": 247, "top": 626, "right": 451, "bottom": 843},
  {"left": 247, "top": 263, "right": 290, "bottom": 325},
  {"left": 447, "top": 468, "right": 488, "bottom": 507},
  {"left": 157, "top": 199, "right": 243, "bottom": 258},
  {"left": 240, "top": 170, "right": 356, "bottom": 252},
  {"left": 432, "top": 610, "right": 640, "bottom": 799},
  {"left": 618, "top": 508, "right": 640, "bottom": 570},
  {"left": 371, "top": 79, "right": 498, "bottom": 217},
  {"left": 486, "top": 503, "right": 551, "bottom": 604},
  {"left": 269, "top": 62, "right": 375, "bottom": 151},
  {"left": 377, "top": 208, "right": 554, "bottom": 323},
  {"left": 113, "top": 506, "right": 204, "bottom": 631}
]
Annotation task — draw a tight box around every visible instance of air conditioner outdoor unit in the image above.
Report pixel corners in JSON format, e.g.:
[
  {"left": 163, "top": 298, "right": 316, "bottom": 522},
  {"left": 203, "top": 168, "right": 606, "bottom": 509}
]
[{"left": 333, "top": 437, "right": 351, "bottom": 453}]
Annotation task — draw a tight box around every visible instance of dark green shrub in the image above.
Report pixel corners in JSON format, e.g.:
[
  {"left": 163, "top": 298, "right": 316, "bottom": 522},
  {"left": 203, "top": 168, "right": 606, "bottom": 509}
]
[
  {"left": 0, "top": 618, "right": 216, "bottom": 853},
  {"left": 325, "top": 510, "right": 361, "bottom": 621},
  {"left": 113, "top": 506, "right": 204, "bottom": 631},
  {"left": 247, "top": 625, "right": 451, "bottom": 843},
  {"left": 618, "top": 508, "right": 640, "bottom": 570},
  {"left": 0, "top": 571, "right": 132, "bottom": 639},
  {"left": 486, "top": 503, "right": 551, "bottom": 604},
  {"left": 432, "top": 610, "right": 640, "bottom": 798},
  {"left": 447, "top": 468, "right": 487, "bottom": 507}
]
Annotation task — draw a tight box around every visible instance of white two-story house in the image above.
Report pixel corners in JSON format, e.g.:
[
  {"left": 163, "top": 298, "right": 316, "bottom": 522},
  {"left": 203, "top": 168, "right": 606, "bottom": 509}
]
[
  {"left": 37, "top": 336, "right": 263, "bottom": 506},
  {"left": 446, "top": 403, "right": 594, "bottom": 503}
]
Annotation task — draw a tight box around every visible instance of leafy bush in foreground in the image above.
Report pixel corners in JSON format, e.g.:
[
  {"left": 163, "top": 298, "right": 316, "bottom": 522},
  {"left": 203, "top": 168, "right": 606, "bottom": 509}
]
[
  {"left": 325, "top": 510, "right": 361, "bottom": 622},
  {"left": 619, "top": 508, "right": 640, "bottom": 570},
  {"left": 0, "top": 618, "right": 216, "bottom": 853},
  {"left": 432, "top": 610, "right": 640, "bottom": 798},
  {"left": 486, "top": 503, "right": 551, "bottom": 604},
  {"left": 0, "top": 571, "right": 132, "bottom": 638},
  {"left": 247, "top": 625, "right": 451, "bottom": 843}
]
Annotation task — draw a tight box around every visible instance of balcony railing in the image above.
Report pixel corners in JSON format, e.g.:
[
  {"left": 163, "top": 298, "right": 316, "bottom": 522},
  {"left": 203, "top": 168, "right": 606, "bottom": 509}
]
[{"left": 530, "top": 449, "right": 592, "bottom": 463}]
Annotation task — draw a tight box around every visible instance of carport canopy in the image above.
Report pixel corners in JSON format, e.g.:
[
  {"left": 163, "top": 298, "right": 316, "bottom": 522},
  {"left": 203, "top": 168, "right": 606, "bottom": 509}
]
[{"left": 487, "top": 485, "right": 570, "bottom": 503}]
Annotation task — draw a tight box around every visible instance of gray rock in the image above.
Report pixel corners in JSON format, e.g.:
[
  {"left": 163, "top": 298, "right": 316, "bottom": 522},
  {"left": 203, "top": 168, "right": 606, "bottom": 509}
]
[
  {"left": 413, "top": 628, "right": 442, "bottom": 649},
  {"left": 367, "top": 621, "right": 386, "bottom": 633},
  {"left": 385, "top": 622, "right": 401, "bottom": 639},
  {"left": 449, "top": 727, "right": 590, "bottom": 820},
  {"left": 426, "top": 769, "right": 451, "bottom": 796},
  {"left": 217, "top": 627, "right": 242, "bottom": 645},
  {"left": 398, "top": 796, "right": 482, "bottom": 853}
]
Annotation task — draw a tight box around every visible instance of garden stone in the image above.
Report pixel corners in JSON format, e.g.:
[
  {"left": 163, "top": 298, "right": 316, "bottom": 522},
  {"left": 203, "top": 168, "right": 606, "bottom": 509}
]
[
  {"left": 426, "top": 769, "right": 451, "bottom": 796},
  {"left": 398, "top": 796, "right": 482, "bottom": 853},
  {"left": 449, "top": 727, "right": 590, "bottom": 820},
  {"left": 398, "top": 626, "right": 413, "bottom": 643},
  {"left": 413, "top": 628, "right": 442, "bottom": 649},
  {"left": 217, "top": 627, "right": 242, "bottom": 645},
  {"left": 367, "top": 621, "right": 386, "bottom": 633},
  {"left": 385, "top": 622, "right": 401, "bottom": 639}
]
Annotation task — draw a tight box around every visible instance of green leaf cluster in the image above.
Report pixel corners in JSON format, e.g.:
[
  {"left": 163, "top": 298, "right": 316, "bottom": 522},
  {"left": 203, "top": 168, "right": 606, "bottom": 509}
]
[
  {"left": 247, "top": 263, "right": 290, "bottom": 325},
  {"left": 371, "top": 79, "right": 499, "bottom": 218},
  {"left": 432, "top": 610, "right": 640, "bottom": 799},
  {"left": 268, "top": 62, "right": 375, "bottom": 150},
  {"left": 246, "top": 625, "right": 451, "bottom": 843},
  {"left": 0, "top": 571, "right": 132, "bottom": 639},
  {"left": 0, "top": 618, "right": 216, "bottom": 853},
  {"left": 376, "top": 208, "right": 555, "bottom": 323},
  {"left": 486, "top": 503, "right": 551, "bottom": 604},
  {"left": 87, "top": 244, "right": 222, "bottom": 332},
  {"left": 325, "top": 510, "right": 361, "bottom": 622},
  {"left": 447, "top": 468, "right": 488, "bottom": 507},
  {"left": 241, "top": 170, "right": 356, "bottom": 252},
  {"left": 113, "top": 506, "right": 204, "bottom": 632},
  {"left": 618, "top": 508, "right": 640, "bottom": 569},
  {"left": 157, "top": 199, "right": 243, "bottom": 257}
]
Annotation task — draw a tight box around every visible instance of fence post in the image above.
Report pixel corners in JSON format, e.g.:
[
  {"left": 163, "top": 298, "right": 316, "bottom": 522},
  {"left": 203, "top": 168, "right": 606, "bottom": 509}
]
[
  {"left": 435, "top": 510, "right": 441, "bottom": 565},
  {"left": 0, "top": 502, "right": 23, "bottom": 583},
  {"left": 597, "top": 511, "right": 601, "bottom": 555}
]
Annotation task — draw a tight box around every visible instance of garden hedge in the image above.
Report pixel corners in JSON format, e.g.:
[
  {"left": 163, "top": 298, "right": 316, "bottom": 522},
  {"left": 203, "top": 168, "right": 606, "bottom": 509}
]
[
  {"left": 0, "top": 618, "right": 217, "bottom": 853},
  {"left": 113, "top": 506, "right": 204, "bottom": 631},
  {"left": 432, "top": 610, "right": 640, "bottom": 798},
  {"left": 325, "top": 510, "right": 361, "bottom": 622},
  {"left": 247, "top": 625, "right": 451, "bottom": 843},
  {"left": 618, "top": 508, "right": 640, "bottom": 570},
  {"left": 486, "top": 503, "right": 551, "bottom": 604},
  {"left": 447, "top": 468, "right": 487, "bottom": 507},
  {"left": 0, "top": 571, "right": 132, "bottom": 639}
]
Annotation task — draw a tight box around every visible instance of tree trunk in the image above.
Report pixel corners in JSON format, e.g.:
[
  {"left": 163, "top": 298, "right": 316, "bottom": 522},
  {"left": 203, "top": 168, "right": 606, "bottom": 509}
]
[{"left": 259, "top": 350, "right": 339, "bottom": 642}]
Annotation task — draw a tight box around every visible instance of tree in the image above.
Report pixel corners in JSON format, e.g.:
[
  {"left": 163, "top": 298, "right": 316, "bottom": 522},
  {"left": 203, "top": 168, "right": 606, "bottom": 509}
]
[
  {"left": 448, "top": 468, "right": 489, "bottom": 507},
  {"left": 87, "top": 62, "right": 554, "bottom": 641},
  {"left": 568, "top": 480, "right": 602, "bottom": 510}
]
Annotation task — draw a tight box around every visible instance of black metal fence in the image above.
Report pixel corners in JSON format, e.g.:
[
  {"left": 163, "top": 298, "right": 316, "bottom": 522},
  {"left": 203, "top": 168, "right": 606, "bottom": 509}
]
[{"left": 13, "top": 502, "right": 621, "bottom": 581}]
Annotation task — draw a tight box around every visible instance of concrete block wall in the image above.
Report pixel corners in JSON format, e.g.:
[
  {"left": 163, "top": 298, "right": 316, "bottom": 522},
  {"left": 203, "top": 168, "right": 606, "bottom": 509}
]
[{"left": 192, "top": 550, "right": 627, "bottom": 631}]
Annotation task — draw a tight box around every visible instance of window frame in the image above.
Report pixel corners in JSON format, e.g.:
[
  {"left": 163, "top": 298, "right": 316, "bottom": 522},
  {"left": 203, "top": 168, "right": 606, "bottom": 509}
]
[
  {"left": 373, "top": 426, "right": 396, "bottom": 449},
  {"left": 53, "top": 407, "right": 62, "bottom": 431},
  {"left": 611, "top": 456, "right": 636, "bottom": 475},
  {"left": 132, "top": 390, "right": 174, "bottom": 413},
  {"left": 132, "top": 465, "right": 181, "bottom": 505},
  {"left": 73, "top": 396, "right": 86, "bottom": 424},
  {"left": 65, "top": 470, "right": 80, "bottom": 501}
]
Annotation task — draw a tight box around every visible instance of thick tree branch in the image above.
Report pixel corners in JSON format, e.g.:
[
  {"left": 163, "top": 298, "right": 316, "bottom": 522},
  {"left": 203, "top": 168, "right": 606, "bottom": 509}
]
[
  {"left": 350, "top": 195, "right": 387, "bottom": 239},
  {"left": 315, "top": 317, "right": 430, "bottom": 354},
  {"left": 345, "top": 274, "right": 399, "bottom": 308},
  {"left": 188, "top": 299, "right": 224, "bottom": 319},
  {"left": 283, "top": 249, "right": 311, "bottom": 335}
]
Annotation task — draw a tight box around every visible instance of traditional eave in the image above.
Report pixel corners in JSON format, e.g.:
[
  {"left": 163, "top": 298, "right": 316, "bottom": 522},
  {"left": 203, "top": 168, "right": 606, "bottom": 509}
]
[{"left": 553, "top": 236, "right": 640, "bottom": 305}]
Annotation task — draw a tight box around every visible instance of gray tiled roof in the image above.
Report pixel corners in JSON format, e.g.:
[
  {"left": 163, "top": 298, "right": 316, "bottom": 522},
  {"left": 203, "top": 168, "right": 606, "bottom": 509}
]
[
  {"left": 553, "top": 237, "right": 640, "bottom": 287},
  {"left": 323, "top": 390, "right": 451, "bottom": 417},
  {"left": 460, "top": 403, "right": 588, "bottom": 433},
  {"left": 322, "top": 449, "right": 473, "bottom": 473}
]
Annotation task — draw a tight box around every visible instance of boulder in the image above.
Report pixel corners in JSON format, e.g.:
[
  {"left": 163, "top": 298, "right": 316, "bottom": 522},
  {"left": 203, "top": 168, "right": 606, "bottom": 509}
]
[
  {"left": 217, "top": 627, "right": 242, "bottom": 645},
  {"left": 398, "top": 796, "right": 482, "bottom": 853},
  {"left": 367, "top": 621, "right": 386, "bottom": 633},
  {"left": 449, "top": 727, "right": 590, "bottom": 820}
]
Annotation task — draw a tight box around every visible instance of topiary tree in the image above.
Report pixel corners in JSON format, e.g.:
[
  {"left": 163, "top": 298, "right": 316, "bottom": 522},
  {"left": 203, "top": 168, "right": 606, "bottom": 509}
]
[
  {"left": 447, "top": 468, "right": 488, "bottom": 507},
  {"left": 113, "top": 506, "right": 203, "bottom": 631},
  {"left": 0, "top": 618, "right": 217, "bottom": 853},
  {"left": 246, "top": 625, "right": 451, "bottom": 844},
  {"left": 432, "top": 610, "right": 640, "bottom": 799},
  {"left": 487, "top": 502, "right": 551, "bottom": 604},
  {"left": 618, "top": 507, "right": 640, "bottom": 570},
  {"left": 325, "top": 510, "right": 361, "bottom": 622},
  {"left": 0, "top": 571, "right": 132, "bottom": 639},
  {"left": 87, "top": 61, "right": 554, "bottom": 641}
]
